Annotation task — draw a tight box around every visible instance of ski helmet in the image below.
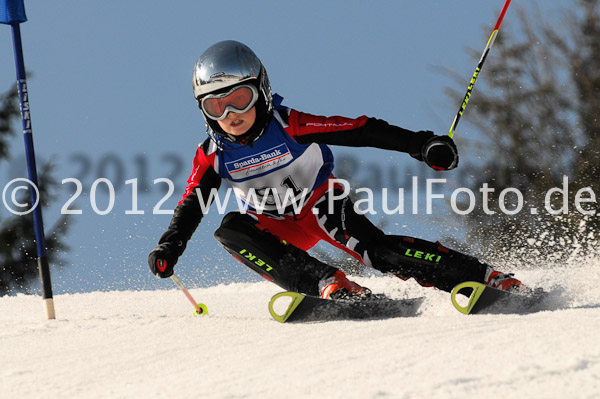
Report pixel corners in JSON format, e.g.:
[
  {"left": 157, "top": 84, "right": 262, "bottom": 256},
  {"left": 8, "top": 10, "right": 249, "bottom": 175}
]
[{"left": 193, "top": 40, "right": 273, "bottom": 144}]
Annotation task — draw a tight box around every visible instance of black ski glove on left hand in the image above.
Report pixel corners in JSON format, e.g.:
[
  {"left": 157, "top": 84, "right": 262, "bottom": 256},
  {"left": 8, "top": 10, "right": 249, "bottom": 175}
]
[{"left": 422, "top": 135, "right": 459, "bottom": 171}]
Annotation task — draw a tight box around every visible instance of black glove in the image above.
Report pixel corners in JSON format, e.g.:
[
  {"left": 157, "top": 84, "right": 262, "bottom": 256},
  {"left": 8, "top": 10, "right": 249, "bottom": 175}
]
[
  {"left": 148, "top": 243, "right": 178, "bottom": 278},
  {"left": 422, "top": 135, "right": 459, "bottom": 171},
  {"left": 148, "top": 230, "right": 186, "bottom": 278}
]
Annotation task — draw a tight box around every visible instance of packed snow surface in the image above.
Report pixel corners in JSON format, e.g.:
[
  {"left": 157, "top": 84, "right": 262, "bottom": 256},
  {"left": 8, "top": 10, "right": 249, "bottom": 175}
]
[{"left": 2, "top": 266, "right": 600, "bottom": 399}]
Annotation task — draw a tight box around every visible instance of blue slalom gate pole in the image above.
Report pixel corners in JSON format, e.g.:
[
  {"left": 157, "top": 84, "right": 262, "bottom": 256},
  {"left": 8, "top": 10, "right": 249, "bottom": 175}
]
[{"left": 2, "top": 0, "right": 55, "bottom": 319}]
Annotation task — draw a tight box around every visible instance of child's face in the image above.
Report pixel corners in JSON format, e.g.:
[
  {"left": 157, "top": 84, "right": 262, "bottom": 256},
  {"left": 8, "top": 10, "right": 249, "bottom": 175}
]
[{"left": 217, "top": 106, "right": 257, "bottom": 136}]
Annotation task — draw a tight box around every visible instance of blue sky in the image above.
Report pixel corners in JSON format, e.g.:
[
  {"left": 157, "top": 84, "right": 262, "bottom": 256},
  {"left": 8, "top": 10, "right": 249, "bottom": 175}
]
[{"left": 0, "top": 1, "right": 571, "bottom": 294}]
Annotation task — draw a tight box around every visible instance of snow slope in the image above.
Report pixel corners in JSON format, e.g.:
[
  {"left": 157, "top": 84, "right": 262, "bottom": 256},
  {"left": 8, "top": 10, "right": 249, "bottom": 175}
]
[{"left": 2, "top": 265, "right": 600, "bottom": 399}]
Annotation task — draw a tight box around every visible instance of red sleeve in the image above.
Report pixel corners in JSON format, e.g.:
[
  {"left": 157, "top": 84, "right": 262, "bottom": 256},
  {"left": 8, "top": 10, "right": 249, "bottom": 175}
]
[
  {"left": 283, "top": 108, "right": 430, "bottom": 156},
  {"left": 286, "top": 109, "right": 369, "bottom": 138},
  {"left": 179, "top": 144, "right": 217, "bottom": 204}
]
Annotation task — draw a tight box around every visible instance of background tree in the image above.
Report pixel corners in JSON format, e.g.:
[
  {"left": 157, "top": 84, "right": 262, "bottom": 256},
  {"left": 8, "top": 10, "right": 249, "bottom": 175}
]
[
  {"left": 0, "top": 85, "right": 70, "bottom": 295},
  {"left": 446, "top": 0, "right": 600, "bottom": 267}
]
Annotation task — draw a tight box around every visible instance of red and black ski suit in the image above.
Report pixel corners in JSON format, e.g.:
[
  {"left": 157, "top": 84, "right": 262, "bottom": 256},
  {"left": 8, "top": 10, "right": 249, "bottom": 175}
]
[{"left": 154, "top": 100, "right": 489, "bottom": 296}]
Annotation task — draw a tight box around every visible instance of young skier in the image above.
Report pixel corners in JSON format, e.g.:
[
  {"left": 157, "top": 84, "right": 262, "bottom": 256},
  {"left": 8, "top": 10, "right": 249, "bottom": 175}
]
[{"left": 148, "top": 40, "right": 523, "bottom": 299}]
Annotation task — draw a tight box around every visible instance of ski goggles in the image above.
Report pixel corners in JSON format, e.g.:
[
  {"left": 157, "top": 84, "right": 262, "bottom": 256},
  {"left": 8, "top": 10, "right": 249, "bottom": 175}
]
[{"left": 200, "top": 84, "right": 259, "bottom": 121}]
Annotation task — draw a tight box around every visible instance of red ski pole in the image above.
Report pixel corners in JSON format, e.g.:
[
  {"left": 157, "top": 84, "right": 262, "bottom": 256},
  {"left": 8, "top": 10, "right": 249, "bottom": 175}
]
[{"left": 170, "top": 274, "right": 208, "bottom": 316}]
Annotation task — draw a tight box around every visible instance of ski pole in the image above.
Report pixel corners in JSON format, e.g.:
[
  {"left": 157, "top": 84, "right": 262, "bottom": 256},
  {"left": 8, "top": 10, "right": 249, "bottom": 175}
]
[
  {"left": 170, "top": 273, "right": 208, "bottom": 316},
  {"left": 448, "top": 0, "right": 512, "bottom": 138}
]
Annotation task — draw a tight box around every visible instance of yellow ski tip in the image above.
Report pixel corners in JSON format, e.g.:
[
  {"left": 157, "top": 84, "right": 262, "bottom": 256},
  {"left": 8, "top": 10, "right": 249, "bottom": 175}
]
[
  {"left": 451, "top": 281, "right": 486, "bottom": 315},
  {"left": 268, "top": 292, "right": 305, "bottom": 323}
]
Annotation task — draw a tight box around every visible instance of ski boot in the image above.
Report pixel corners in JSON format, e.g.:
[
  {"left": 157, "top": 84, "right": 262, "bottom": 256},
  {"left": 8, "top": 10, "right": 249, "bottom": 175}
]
[
  {"left": 484, "top": 267, "right": 523, "bottom": 292},
  {"left": 319, "top": 270, "right": 372, "bottom": 300}
]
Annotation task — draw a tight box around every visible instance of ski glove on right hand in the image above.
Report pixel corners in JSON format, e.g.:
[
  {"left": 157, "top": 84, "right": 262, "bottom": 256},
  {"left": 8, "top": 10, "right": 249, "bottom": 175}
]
[
  {"left": 148, "top": 230, "right": 187, "bottom": 278},
  {"left": 148, "top": 243, "right": 177, "bottom": 278},
  {"left": 422, "top": 135, "right": 459, "bottom": 171}
]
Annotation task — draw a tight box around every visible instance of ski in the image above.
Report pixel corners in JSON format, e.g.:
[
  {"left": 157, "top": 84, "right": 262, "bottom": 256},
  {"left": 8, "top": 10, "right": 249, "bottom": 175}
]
[
  {"left": 451, "top": 281, "right": 547, "bottom": 315},
  {"left": 268, "top": 291, "right": 423, "bottom": 323}
]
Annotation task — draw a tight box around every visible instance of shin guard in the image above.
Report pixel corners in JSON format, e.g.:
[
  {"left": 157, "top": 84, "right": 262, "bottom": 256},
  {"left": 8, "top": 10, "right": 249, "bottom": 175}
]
[
  {"left": 370, "top": 235, "right": 489, "bottom": 292},
  {"left": 214, "top": 212, "right": 337, "bottom": 296}
]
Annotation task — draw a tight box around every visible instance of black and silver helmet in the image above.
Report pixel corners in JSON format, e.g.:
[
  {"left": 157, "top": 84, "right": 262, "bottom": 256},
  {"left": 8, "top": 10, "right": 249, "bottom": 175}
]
[{"left": 193, "top": 40, "right": 273, "bottom": 144}]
